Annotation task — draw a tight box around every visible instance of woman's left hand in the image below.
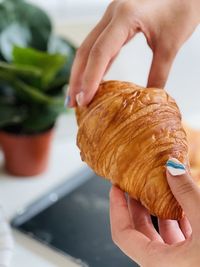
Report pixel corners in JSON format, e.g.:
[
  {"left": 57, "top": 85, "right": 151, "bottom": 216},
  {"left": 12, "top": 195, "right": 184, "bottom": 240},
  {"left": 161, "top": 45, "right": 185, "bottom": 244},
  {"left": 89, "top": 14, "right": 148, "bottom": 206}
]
[{"left": 110, "top": 167, "right": 200, "bottom": 267}]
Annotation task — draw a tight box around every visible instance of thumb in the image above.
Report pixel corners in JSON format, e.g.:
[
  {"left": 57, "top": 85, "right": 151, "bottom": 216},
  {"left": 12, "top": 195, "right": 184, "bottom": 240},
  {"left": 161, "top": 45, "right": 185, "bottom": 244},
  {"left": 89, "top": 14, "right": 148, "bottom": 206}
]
[
  {"left": 166, "top": 158, "right": 200, "bottom": 232},
  {"left": 147, "top": 47, "right": 177, "bottom": 89}
]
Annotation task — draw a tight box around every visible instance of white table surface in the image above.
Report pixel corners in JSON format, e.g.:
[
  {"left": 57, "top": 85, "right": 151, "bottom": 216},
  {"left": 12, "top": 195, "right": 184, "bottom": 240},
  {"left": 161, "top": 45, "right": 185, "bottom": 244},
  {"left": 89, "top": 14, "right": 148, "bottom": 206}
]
[
  {"left": 0, "top": 112, "right": 86, "bottom": 267},
  {"left": 0, "top": 18, "right": 200, "bottom": 267}
]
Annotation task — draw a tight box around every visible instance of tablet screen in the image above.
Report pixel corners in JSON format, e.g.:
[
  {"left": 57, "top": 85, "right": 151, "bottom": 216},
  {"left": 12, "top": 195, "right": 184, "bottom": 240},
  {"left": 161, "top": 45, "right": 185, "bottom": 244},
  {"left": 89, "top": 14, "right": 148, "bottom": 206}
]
[{"left": 12, "top": 171, "right": 138, "bottom": 267}]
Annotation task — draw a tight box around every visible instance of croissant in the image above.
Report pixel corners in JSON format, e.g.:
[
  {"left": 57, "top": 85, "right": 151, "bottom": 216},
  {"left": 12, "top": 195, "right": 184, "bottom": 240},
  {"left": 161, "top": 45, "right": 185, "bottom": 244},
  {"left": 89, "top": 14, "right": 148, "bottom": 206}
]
[
  {"left": 184, "top": 125, "right": 200, "bottom": 184},
  {"left": 76, "top": 81, "right": 188, "bottom": 219},
  {"left": 184, "top": 125, "right": 200, "bottom": 169}
]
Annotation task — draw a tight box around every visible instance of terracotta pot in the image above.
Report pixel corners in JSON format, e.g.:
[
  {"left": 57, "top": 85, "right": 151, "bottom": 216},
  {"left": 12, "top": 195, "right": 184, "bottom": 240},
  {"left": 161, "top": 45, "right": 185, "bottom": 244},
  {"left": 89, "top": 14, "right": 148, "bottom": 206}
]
[{"left": 0, "top": 128, "right": 54, "bottom": 177}]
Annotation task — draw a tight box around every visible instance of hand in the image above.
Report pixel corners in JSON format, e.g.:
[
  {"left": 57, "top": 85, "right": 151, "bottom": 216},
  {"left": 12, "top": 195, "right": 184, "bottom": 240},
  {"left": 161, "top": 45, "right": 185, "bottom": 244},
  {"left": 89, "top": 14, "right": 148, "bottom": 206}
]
[
  {"left": 110, "top": 166, "right": 200, "bottom": 267},
  {"left": 67, "top": 0, "right": 200, "bottom": 107}
]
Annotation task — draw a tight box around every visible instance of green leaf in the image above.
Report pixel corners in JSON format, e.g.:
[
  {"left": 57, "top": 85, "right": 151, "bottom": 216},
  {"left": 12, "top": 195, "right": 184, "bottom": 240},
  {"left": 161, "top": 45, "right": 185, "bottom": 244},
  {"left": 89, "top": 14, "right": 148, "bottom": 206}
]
[
  {"left": 48, "top": 36, "right": 76, "bottom": 56},
  {"left": 18, "top": 1, "right": 52, "bottom": 51},
  {"left": 22, "top": 104, "right": 64, "bottom": 133},
  {"left": 0, "top": 61, "right": 41, "bottom": 78},
  {"left": 0, "top": 1, "right": 67, "bottom": 133},
  {"left": 0, "top": 1, "right": 16, "bottom": 32},
  {"left": 0, "top": 103, "right": 26, "bottom": 127},
  {"left": 0, "top": 0, "right": 52, "bottom": 54},
  {"left": 0, "top": 70, "right": 63, "bottom": 105},
  {"left": 0, "top": 22, "right": 31, "bottom": 61},
  {"left": 48, "top": 36, "right": 76, "bottom": 84},
  {"left": 13, "top": 46, "right": 66, "bottom": 89}
]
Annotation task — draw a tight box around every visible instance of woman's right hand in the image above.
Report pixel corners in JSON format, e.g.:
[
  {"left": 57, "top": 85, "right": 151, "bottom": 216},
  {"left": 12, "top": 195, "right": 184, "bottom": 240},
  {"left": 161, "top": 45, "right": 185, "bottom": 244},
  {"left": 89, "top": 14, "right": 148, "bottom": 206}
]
[{"left": 67, "top": 0, "right": 200, "bottom": 107}]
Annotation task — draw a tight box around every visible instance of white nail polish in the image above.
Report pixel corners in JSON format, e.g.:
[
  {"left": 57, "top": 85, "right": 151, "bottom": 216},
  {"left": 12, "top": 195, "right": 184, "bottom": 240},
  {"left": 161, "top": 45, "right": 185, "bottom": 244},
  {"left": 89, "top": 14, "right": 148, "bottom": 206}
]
[
  {"left": 76, "top": 91, "right": 84, "bottom": 106},
  {"left": 166, "top": 158, "right": 186, "bottom": 176}
]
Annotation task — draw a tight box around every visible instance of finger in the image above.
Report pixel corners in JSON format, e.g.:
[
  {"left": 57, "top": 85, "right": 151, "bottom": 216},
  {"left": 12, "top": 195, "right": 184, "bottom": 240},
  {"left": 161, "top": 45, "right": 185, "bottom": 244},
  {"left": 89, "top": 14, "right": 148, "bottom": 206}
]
[
  {"left": 68, "top": 7, "right": 113, "bottom": 106},
  {"left": 158, "top": 219, "right": 185, "bottom": 244},
  {"left": 147, "top": 47, "right": 177, "bottom": 89},
  {"left": 104, "top": 52, "right": 119, "bottom": 76},
  {"left": 166, "top": 158, "right": 200, "bottom": 234},
  {"left": 110, "top": 186, "right": 152, "bottom": 265},
  {"left": 179, "top": 216, "right": 192, "bottom": 239},
  {"left": 128, "top": 197, "right": 163, "bottom": 242},
  {"left": 76, "top": 19, "right": 134, "bottom": 106}
]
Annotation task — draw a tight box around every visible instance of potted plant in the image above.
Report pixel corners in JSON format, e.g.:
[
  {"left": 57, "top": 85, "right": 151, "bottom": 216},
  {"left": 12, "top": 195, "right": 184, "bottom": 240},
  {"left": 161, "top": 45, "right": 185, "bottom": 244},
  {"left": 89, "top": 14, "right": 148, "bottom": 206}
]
[{"left": 0, "top": 0, "right": 76, "bottom": 176}]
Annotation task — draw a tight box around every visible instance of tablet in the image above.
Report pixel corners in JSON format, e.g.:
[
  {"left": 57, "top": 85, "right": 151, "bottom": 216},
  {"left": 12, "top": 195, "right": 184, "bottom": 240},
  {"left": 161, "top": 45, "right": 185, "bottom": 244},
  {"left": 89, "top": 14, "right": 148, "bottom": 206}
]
[{"left": 11, "top": 168, "right": 138, "bottom": 267}]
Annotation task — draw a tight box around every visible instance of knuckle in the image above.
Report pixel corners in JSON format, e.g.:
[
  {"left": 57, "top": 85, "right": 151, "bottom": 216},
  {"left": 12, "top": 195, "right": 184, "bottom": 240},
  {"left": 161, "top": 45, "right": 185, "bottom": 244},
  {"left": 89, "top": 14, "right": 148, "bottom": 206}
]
[
  {"left": 76, "top": 45, "right": 88, "bottom": 58},
  {"left": 83, "top": 75, "right": 96, "bottom": 87},
  {"left": 134, "top": 217, "right": 151, "bottom": 230},
  {"left": 117, "top": 0, "right": 135, "bottom": 16},
  {"left": 90, "top": 45, "right": 103, "bottom": 58},
  {"left": 115, "top": 0, "right": 140, "bottom": 28},
  {"left": 176, "top": 181, "right": 194, "bottom": 196},
  {"left": 107, "top": 0, "right": 118, "bottom": 12}
]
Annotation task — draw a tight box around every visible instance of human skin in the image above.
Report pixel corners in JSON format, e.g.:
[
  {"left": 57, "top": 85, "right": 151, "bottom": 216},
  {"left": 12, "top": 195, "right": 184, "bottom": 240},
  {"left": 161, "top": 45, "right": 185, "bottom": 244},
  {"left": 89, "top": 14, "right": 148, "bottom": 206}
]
[
  {"left": 68, "top": 1, "right": 200, "bottom": 265},
  {"left": 67, "top": 0, "right": 200, "bottom": 107},
  {"left": 110, "top": 168, "right": 200, "bottom": 267}
]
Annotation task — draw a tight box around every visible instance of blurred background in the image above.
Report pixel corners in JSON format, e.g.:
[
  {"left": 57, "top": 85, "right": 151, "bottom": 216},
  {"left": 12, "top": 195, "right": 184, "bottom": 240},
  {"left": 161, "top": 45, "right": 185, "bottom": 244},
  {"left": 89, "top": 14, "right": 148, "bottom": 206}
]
[
  {"left": 0, "top": 1, "right": 199, "bottom": 267},
  {"left": 28, "top": 0, "right": 110, "bottom": 23},
  {"left": 28, "top": 0, "right": 200, "bottom": 120}
]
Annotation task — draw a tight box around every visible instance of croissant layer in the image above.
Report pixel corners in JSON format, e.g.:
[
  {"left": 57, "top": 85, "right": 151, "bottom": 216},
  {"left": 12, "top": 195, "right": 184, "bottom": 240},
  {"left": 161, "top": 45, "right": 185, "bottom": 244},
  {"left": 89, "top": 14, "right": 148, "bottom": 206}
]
[{"left": 76, "top": 81, "right": 188, "bottom": 219}]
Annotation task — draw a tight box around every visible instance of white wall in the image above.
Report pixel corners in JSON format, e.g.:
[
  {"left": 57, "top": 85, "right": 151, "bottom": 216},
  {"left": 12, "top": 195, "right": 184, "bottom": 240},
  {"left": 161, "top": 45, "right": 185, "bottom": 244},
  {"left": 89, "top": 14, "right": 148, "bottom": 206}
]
[
  {"left": 27, "top": 0, "right": 200, "bottom": 125},
  {"left": 27, "top": 0, "right": 111, "bottom": 22}
]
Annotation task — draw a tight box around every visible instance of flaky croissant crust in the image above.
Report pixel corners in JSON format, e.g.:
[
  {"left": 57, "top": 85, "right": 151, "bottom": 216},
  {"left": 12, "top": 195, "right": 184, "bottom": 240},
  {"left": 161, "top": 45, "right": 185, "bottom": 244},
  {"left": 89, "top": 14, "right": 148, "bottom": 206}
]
[
  {"left": 184, "top": 125, "right": 200, "bottom": 184},
  {"left": 76, "top": 81, "right": 188, "bottom": 219}
]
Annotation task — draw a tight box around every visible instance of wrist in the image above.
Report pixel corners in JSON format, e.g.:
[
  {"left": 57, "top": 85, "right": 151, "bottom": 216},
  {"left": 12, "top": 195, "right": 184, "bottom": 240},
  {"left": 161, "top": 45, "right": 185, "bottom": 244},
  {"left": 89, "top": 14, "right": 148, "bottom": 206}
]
[{"left": 191, "top": 0, "right": 200, "bottom": 22}]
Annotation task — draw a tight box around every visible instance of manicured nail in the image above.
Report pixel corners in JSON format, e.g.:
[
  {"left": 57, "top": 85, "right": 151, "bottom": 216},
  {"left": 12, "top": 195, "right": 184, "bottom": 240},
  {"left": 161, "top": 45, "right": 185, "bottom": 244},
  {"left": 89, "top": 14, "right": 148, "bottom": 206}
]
[
  {"left": 166, "top": 158, "right": 186, "bottom": 176},
  {"left": 64, "top": 95, "right": 71, "bottom": 107},
  {"left": 76, "top": 91, "right": 84, "bottom": 106}
]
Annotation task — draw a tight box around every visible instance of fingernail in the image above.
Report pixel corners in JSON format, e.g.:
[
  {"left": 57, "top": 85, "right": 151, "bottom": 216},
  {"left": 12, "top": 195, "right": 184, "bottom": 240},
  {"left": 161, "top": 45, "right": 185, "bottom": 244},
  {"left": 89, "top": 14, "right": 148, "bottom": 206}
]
[
  {"left": 64, "top": 95, "right": 71, "bottom": 107},
  {"left": 166, "top": 158, "right": 186, "bottom": 176},
  {"left": 76, "top": 91, "right": 84, "bottom": 106}
]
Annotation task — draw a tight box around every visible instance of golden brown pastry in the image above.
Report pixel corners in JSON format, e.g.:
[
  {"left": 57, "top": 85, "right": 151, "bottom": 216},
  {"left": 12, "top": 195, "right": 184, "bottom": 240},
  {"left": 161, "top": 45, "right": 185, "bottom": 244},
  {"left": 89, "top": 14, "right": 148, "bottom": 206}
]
[
  {"left": 184, "top": 125, "right": 200, "bottom": 184},
  {"left": 76, "top": 81, "right": 188, "bottom": 219},
  {"left": 184, "top": 125, "right": 200, "bottom": 168}
]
